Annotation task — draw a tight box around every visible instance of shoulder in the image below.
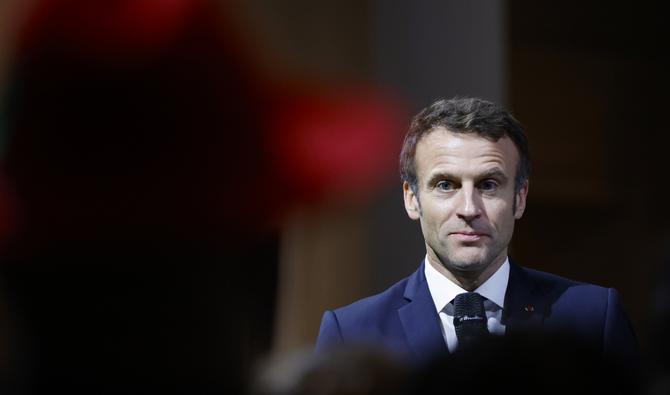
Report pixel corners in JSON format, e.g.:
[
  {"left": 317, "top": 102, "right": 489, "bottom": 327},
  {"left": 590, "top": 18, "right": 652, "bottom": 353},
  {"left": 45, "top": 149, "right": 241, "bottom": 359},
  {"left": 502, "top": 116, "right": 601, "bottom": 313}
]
[
  {"left": 516, "top": 264, "right": 609, "bottom": 298},
  {"left": 514, "top": 263, "right": 628, "bottom": 329},
  {"left": 516, "top": 264, "right": 638, "bottom": 362},
  {"left": 329, "top": 272, "right": 413, "bottom": 323},
  {"left": 509, "top": 262, "right": 618, "bottom": 328},
  {"left": 315, "top": 268, "right": 419, "bottom": 352}
]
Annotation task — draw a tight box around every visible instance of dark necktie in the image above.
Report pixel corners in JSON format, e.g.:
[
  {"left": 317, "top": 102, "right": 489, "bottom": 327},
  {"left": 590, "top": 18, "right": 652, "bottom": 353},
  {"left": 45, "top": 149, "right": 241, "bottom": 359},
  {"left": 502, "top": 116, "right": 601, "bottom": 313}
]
[{"left": 453, "top": 292, "right": 489, "bottom": 349}]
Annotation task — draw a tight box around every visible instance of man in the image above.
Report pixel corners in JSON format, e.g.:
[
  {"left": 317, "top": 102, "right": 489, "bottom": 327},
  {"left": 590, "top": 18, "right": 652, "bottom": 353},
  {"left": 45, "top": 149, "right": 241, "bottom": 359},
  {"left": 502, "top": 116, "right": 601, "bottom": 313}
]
[{"left": 315, "top": 97, "right": 638, "bottom": 365}]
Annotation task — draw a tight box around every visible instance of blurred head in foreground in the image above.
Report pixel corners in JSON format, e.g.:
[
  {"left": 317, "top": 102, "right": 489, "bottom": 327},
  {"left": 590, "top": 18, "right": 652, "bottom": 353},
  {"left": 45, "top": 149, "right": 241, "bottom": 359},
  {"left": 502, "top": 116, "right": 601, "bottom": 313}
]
[
  {"left": 410, "top": 332, "right": 638, "bottom": 395},
  {"left": 252, "top": 346, "right": 409, "bottom": 395}
]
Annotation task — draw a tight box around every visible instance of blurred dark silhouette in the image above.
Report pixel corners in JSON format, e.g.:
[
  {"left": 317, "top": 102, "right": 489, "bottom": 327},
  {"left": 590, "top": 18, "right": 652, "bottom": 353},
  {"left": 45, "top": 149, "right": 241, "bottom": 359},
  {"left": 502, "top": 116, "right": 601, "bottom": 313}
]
[
  {"left": 252, "top": 333, "right": 640, "bottom": 395},
  {"left": 251, "top": 346, "right": 409, "bottom": 395},
  {"left": 0, "top": 0, "right": 283, "bottom": 393},
  {"left": 409, "top": 333, "right": 640, "bottom": 395}
]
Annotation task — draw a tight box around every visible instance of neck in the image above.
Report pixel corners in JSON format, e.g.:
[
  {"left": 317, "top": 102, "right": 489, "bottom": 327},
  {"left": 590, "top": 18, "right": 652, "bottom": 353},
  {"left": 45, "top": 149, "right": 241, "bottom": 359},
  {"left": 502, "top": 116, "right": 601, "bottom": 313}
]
[{"left": 426, "top": 251, "right": 507, "bottom": 291}]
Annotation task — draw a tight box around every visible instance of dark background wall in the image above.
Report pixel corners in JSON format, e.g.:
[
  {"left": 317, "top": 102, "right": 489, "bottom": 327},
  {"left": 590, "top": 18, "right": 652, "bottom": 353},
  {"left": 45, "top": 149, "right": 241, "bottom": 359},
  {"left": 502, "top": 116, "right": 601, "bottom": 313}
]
[{"left": 507, "top": 1, "right": 670, "bottom": 351}]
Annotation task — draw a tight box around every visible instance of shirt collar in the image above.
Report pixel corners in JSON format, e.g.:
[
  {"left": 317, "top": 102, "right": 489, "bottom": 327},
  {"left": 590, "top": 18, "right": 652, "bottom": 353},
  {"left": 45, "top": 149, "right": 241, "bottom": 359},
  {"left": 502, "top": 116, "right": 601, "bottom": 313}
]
[{"left": 424, "top": 256, "right": 510, "bottom": 312}]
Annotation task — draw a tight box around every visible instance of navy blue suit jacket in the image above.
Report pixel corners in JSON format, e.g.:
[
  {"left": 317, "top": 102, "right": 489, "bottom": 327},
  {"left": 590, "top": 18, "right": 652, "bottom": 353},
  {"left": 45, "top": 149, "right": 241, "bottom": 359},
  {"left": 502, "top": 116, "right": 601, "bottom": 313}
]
[{"left": 316, "top": 261, "right": 638, "bottom": 364}]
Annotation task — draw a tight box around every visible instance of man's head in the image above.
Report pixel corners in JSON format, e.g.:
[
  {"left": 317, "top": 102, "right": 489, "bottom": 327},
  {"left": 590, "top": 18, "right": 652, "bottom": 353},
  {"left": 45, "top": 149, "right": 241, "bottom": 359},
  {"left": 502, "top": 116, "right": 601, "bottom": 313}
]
[
  {"left": 400, "top": 97, "right": 530, "bottom": 289},
  {"left": 400, "top": 97, "right": 530, "bottom": 198}
]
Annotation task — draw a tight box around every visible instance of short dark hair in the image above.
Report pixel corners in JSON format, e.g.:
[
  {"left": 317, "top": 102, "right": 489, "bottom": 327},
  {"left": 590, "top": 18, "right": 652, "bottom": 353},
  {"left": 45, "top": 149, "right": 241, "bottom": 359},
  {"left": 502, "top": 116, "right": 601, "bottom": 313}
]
[{"left": 399, "top": 97, "right": 531, "bottom": 194}]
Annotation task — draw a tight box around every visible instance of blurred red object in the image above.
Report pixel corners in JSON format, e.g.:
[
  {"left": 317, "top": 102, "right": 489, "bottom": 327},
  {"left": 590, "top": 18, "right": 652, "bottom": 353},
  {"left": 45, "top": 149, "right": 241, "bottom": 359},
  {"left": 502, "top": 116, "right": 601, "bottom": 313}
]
[
  {"left": 269, "top": 89, "right": 406, "bottom": 204},
  {"left": 0, "top": 0, "right": 407, "bottom": 245}
]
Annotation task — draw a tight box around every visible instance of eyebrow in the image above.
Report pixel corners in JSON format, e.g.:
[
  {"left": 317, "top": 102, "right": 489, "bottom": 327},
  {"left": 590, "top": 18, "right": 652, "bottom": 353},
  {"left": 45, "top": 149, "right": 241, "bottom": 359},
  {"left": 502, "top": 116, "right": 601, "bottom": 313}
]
[
  {"left": 478, "top": 168, "right": 509, "bottom": 183},
  {"left": 425, "top": 168, "right": 509, "bottom": 187}
]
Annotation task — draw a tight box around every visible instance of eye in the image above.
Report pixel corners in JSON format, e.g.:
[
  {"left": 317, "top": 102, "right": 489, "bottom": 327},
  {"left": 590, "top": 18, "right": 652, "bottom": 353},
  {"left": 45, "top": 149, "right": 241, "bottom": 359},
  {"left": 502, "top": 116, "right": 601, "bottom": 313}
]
[
  {"left": 478, "top": 179, "right": 499, "bottom": 192},
  {"left": 436, "top": 180, "right": 455, "bottom": 191}
]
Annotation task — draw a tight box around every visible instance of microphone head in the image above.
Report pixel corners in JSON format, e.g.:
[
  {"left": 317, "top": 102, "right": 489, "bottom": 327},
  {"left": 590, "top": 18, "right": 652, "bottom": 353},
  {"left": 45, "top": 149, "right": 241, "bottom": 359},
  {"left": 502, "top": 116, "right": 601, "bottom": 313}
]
[
  {"left": 453, "top": 292, "right": 489, "bottom": 348},
  {"left": 454, "top": 292, "right": 486, "bottom": 321}
]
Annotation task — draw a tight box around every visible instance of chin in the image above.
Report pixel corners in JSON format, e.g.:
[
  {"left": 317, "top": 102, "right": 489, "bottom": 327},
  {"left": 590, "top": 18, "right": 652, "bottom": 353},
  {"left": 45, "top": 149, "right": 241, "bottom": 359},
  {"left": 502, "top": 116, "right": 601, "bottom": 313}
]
[
  {"left": 452, "top": 261, "right": 488, "bottom": 273},
  {"left": 442, "top": 255, "right": 489, "bottom": 273}
]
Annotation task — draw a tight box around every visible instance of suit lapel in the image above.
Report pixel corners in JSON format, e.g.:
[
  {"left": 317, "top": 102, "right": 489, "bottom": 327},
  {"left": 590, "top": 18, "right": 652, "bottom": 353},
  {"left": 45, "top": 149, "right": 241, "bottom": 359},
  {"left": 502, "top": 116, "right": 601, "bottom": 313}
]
[
  {"left": 397, "top": 262, "right": 447, "bottom": 360},
  {"left": 503, "top": 262, "right": 547, "bottom": 335}
]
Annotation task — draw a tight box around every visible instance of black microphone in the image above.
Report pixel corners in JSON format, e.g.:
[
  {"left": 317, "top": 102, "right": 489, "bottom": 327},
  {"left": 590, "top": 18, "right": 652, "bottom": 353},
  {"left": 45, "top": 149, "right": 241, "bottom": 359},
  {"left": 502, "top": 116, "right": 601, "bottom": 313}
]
[{"left": 453, "top": 292, "right": 489, "bottom": 349}]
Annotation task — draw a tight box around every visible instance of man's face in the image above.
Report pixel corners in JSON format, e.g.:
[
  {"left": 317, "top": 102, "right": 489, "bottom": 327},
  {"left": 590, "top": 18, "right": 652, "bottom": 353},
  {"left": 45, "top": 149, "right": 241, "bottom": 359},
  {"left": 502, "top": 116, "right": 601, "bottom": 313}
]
[{"left": 403, "top": 128, "right": 528, "bottom": 280}]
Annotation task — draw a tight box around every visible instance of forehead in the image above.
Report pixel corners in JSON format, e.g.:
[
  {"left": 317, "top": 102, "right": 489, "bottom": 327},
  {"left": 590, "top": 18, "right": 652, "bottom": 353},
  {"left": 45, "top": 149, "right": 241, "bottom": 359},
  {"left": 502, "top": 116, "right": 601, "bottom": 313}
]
[{"left": 414, "top": 127, "right": 519, "bottom": 180}]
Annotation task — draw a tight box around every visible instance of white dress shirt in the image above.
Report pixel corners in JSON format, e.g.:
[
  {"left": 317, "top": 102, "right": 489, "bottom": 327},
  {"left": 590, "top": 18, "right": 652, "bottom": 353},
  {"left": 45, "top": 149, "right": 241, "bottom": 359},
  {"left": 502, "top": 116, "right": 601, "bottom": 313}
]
[{"left": 424, "top": 256, "right": 510, "bottom": 352}]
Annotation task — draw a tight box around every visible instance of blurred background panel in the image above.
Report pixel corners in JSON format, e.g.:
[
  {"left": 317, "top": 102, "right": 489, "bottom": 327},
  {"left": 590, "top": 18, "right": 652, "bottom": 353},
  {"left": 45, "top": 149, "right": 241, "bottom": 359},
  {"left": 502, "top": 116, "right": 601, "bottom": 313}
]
[
  {"left": 0, "top": 0, "right": 668, "bottom": 393},
  {"left": 507, "top": 1, "right": 670, "bottom": 355}
]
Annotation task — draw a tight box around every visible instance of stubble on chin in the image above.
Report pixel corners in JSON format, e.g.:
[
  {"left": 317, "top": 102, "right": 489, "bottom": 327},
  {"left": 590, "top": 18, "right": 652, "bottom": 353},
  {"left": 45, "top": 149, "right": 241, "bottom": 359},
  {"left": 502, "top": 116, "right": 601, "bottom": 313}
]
[
  {"left": 437, "top": 253, "right": 488, "bottom": 274},
  {"left": 427, "top": 247, "right": 481, "bottom": 272}
]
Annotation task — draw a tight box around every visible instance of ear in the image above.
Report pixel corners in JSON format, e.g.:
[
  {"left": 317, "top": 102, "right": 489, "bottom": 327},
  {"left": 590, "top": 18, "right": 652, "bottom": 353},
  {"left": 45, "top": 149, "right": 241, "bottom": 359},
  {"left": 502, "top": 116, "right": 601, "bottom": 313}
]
[
  {"left": 403, "top": 181, "right": 421, "bottom": 220},
  {"left": 514, "top": 180, "right": 529, "bottom": 219}
]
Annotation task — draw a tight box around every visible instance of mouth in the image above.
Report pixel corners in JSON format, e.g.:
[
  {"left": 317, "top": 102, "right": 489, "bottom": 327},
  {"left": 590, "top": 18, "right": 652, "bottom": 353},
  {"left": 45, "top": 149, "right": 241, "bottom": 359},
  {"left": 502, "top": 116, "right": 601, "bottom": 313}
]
[{"left": 449, "top": 231, "right": 488, "bottom": 242}]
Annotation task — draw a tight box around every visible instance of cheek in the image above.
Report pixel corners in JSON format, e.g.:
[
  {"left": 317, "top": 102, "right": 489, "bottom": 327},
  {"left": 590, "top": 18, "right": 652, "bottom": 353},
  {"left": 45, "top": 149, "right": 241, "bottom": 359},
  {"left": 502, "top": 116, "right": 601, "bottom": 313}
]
[
  {"left": 424, "top": 202, "right": 452, "bottom": 225},
  {"left": 419, "top": 205, "right": 445, "bottom": 231},
  {"left": 485, "top": 200, "right": 515, "bottom": 226}
]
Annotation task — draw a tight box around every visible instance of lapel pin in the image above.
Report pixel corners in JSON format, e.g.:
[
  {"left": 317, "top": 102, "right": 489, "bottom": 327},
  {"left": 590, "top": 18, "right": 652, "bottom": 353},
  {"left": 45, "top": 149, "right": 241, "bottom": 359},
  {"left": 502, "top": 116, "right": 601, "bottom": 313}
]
[{"left": 524, "top": 304, "right": 535, "bottom": 313}]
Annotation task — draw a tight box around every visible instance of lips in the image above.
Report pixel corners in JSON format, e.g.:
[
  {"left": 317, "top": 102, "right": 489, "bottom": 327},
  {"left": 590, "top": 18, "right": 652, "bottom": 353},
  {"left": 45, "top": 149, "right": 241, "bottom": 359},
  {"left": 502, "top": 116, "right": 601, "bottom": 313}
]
[{"left": 449, "top": 231, "right": 488, "bottom": 242}]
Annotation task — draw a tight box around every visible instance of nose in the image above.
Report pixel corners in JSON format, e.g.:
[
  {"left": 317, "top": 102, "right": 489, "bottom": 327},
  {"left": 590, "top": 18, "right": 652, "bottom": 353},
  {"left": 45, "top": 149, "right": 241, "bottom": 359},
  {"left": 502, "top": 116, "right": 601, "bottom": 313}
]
[{"left": 456, "top": 185, "right": 482, "bottom": 222}]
